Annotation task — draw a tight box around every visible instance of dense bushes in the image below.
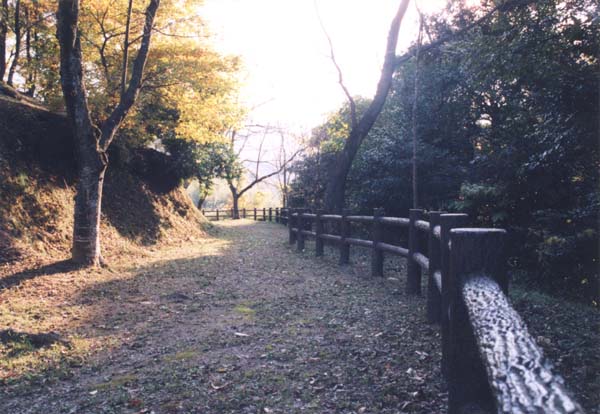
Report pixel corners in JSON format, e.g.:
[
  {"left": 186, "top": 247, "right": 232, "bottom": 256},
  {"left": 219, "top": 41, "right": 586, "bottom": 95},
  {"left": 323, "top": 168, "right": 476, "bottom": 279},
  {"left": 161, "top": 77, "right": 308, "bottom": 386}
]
[{"left": 289, "top": 0, "right": 599, "bottom": 303}]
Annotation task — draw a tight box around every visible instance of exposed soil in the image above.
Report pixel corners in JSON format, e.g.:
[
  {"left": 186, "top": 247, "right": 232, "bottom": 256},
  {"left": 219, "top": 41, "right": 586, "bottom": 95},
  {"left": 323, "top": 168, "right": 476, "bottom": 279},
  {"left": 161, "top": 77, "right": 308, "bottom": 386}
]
[
  {"left": 0, "top": 220, "right": 597, "bottom": 413},
  {"left": 0, "top": 91, "right": 204, "bottom": 266}
]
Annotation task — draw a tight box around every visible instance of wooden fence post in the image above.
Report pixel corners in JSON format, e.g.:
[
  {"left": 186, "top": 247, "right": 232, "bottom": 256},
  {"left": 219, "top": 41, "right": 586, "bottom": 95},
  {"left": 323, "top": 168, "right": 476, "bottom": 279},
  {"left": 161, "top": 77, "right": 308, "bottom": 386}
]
[
  {"left": 439, "top": 213, "right": 469, "bottom": 378},
  {"left": 426, "top": 211, "right": 443, "bottom": 323},
  {"left": 242, "top": 208, "right": 246, "bottom": 219},
  {"left": 269, "top": 208, "right": 272, "bottom": 222},
  {"left": 315, "top": 209, "right": 324, "bottom": 257},
  {"left": 275, "top": 208, "right": 279, "bottom": 223},
  {"left": 406, "top": 208, "right": 424, "bottom": 294},
  {"left": 202, "top": 209, "right": 205, "bottom": 216},
  {"left": 263, "top": 208, "right": 266, "bottom": 221},
  {"left": 216, "top": 209, "right": 220, "bottom": 221},
  {"left": 254, "top": 208, "right": 257, "bottom": 221},
  {"left": 296, "top": 209, "right": 305, "bottom": 252},
  {"left": 288, "top": 208, "right": 296, "bottom": 244},
  {"left": 339, "top": 209, "right": 351, "bottom": 265},
  {"left": 371, "top": 208, "right": 385, "bottom": 277},
  {"left": 447, "top": 228, "right": 507, "bottom": 414},
  {"left": 230, "top": 208, "right": 233, "bottom": 219}
]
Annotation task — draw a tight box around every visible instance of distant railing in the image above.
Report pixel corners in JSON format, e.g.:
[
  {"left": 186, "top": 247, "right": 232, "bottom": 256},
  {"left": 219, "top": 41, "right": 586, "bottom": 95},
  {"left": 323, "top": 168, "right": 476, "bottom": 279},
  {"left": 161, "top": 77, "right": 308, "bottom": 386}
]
[
  {"left": 202, "top": 207, "right": 291, "bottom": 223},
  {"left": 282, "top": 207, "right": 584, "bottom": 414}
]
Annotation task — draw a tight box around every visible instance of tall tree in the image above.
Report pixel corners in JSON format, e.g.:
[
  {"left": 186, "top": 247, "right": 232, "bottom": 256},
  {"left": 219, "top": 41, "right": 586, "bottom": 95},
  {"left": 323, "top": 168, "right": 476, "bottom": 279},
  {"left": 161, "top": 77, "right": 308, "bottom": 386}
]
[
  {"left": 120, "top": 0, "right": 133, "bottom": 97},
  {"left": 6, "top": 0, "right": 20, "bottom": 85},
  {"left": 411, "top": 13, "right": 423, "bottom": 209},
  {"left": 323, "top": 0, "right": 411, "bottom": 211},
  {"left": 293, "top": 0, "right": 599, "bottom": 301},
  {"left": 0, "top": 0, "right": 7, "bottom": 80},
  {"left": 322, "top": 0, "right": 531, "bottom": 211},
  {"left": 276, "top": 132, "right": 294, "bottom": 207},
  {"left": 57, "top": 0, "right": 160, "bottom": 265}
]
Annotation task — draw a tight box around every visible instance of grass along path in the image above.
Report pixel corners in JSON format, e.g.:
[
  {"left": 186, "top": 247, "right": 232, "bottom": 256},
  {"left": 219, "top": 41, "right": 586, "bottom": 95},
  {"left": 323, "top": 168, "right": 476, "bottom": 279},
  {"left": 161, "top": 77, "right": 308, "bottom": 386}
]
[
  {"left": 0, "top": 220, "right": 444, "bottom": 413},
  {"left": 1, "top": 220, "right": 597, "bottom": 413}
]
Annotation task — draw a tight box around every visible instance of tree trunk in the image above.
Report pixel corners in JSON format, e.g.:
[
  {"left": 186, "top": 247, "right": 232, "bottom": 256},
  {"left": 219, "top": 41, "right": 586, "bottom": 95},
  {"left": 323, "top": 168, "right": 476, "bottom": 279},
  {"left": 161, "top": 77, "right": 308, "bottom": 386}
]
[
  {"left": 323, "top": 0, "right": 410, "bottom": 212},
  {"left": 0, "top": 0, "right": 7, "bottom": 80},
  {"left": 232, "top": 193, "right": 240, "bottom": 219},
  {"left": 7, "top": 0, "right": 20, "bottom": 86},
  {"left": 24, "top": 6, "right": 34, "bottom": 96},
  {"left": 281, "top": 164, "right": 288, "bottom": 207},
  {"left": 323, "top": 146, "right": 353, "bottom": 212},
  {"left": 72, "top": 154, "right": 107, "bottom": 265},
  {"left": 58, "top": 0, "right": 160, "bottom": 266},
  {"left": 411, "top": 17, "right": 423, "bottom": 209},
  {"left": 227, "top": 180, "right": 240, "bottom": 219},
  {"left": 26, "top": 27, "right": 39, "bottom": 96},
  {"left": 120, "top": 0, "right": 133, "bottom": 97}
]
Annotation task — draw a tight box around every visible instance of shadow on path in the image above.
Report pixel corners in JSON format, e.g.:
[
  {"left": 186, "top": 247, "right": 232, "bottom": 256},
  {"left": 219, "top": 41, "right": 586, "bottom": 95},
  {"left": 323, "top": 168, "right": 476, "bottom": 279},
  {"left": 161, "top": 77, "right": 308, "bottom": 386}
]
[{"left": 0, "top": 259, "right": 80, "bottom": 291}]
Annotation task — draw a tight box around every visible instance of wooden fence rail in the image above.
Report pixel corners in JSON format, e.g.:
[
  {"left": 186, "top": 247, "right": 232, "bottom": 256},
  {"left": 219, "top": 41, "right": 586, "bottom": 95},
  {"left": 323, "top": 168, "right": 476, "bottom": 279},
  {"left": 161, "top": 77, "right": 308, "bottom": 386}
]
[
  {"left": 281, "top": 207, "right": 584, "bottom": 414},
  {"left": 201, "top": 207, "right": 290, "bottom": 223}
]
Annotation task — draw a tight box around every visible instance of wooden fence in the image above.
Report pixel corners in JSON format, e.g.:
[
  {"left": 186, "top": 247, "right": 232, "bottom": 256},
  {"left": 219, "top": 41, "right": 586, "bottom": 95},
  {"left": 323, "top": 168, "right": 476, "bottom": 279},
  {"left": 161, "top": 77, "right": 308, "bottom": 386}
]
[
  {"left": 281, "top": 207, "right": 584, "bottom": 414},
  {"left": 202, "top": 207, "right": 289, "bottom": 223}
]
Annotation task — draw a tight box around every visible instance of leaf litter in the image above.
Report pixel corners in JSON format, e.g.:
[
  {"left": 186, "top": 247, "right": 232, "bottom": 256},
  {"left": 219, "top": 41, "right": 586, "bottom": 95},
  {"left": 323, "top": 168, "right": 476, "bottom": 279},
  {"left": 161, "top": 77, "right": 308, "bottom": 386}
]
[{"left": 0, "top": 220, "right": 597, "bottom": 413}]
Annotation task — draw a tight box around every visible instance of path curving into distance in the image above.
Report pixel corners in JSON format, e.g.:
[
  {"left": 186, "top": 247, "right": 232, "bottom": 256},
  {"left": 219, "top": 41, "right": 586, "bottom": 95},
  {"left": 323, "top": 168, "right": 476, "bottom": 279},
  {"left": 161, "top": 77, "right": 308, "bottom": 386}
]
[{"left": 1, "top": 220, "right": 445, "bottom": 413}]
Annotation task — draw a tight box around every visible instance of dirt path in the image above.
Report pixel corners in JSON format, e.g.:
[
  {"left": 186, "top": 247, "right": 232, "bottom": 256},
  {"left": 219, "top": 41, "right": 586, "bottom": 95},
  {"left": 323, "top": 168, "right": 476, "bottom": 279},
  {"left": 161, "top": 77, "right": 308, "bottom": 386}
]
[{"left": 0, "top": 220, "right": 445, "bottom": 413}]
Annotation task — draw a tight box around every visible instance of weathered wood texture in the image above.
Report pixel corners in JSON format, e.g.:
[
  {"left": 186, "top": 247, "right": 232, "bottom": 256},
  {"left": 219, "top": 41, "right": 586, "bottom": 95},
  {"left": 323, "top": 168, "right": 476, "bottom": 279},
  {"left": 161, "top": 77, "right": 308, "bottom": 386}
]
[
  {"left": 426, "top": 211, "right": 443, "bottom": 324},
  {"left": 315, "top": 210, "right": 324, "bottom": 256},
  {"left": 412, "top": 252, "right": 429, "bottom": 271},
  {"left": 448, "top": 228, "right": 507, "bottom": 413},
  {"left": 280, "top": 207, "right": 584, "bottom": 414},
  {"left": 321, "top": 214, "right": 342, "bottom": 221},
  {"left": 296, "top": 210, "right": 305, "bottom": 251},
  {"left": 463, "top": 274, "right": 585, "bottom": 414},
  {"left": 377, "top": 242, "right": 408, "bottom": 257},
  {"left": 339, "top": 210, "right": 351, "bottom": 265},
  {"left": 415, "top": 219, "right": 430, "bottom": 232},
  {"left": 321, "top": 234, "right": 342, "bottom": 243},
  {"left": 380, "top": 217, "right": 409, "bottom": 227},
  {"left": 288, "top": 210, "right": 296, "bottom": 244},
  {"left": 407, "top": 209, "right": 424, "bottom": 294},
  {"left": 371, "top": 208, "right": 384, "bottom": 277},
  {"left": 347, "top": 215, "right": 374, "bottom": 223},
  {"left": 440, "top": 213, "right": 469, "bottom": 378}
]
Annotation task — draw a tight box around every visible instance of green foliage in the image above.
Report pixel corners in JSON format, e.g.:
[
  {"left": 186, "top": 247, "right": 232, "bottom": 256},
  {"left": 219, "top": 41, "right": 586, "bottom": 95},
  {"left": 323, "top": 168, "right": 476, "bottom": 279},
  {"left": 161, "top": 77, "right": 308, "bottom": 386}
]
[
  {"left": 450, "top": 183, "right": 507, "bottom": 226},
  {"left": 290, "top": 0, "right": 599, "bottom": 302},
  {"left": 163, "top": 137, "right": 239, "bottom": 179},
  {"left": 4, "top": 0, "right": 243, "bottom": 196}
]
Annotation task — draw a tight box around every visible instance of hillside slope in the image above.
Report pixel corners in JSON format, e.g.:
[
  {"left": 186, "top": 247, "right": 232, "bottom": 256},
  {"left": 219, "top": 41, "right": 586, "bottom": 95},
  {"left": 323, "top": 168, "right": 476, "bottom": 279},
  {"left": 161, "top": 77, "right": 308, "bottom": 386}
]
[{"left": 0, "top": 87, "right": 209, "bottom": 269}]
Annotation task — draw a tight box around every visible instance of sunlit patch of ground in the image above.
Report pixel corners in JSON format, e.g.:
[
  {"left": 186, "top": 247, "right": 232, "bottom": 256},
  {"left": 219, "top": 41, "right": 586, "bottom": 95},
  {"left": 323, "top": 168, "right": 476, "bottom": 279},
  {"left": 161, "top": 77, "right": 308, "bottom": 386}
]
[
  {"left": 0, "top": 232, "right": 229, "bottom": 387},
  {"left": 0, "top": 219, "right": 597, "bottom": 413}
]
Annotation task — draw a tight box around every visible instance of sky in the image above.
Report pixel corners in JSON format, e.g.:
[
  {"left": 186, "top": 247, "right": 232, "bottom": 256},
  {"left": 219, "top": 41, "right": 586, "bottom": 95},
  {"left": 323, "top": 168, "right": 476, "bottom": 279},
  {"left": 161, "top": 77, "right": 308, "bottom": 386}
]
[
  {"left": 201, "top": 0, "right": 452, "bottom": 130},
  {"left": 198, "top": 0, "right": 455, "bottom": 207}
]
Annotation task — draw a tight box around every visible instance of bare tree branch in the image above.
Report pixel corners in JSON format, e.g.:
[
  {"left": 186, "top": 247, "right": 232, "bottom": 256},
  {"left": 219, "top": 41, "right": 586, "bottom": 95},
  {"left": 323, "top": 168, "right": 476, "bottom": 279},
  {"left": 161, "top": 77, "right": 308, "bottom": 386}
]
[
  {"left": 120, "top": 0, "right": 133, "bottom": 97},
  {"left": 99, "top": 0, "right": 160, "bottom": 151},
  {"left": 238, "top": 147, "right": 303, "bottom": 198},
  {"left": 323, "top": 0, "right": 410, "bottom": 211},
  {"left": 314, "top": 0, "right": 357, "bottom": 129}
]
